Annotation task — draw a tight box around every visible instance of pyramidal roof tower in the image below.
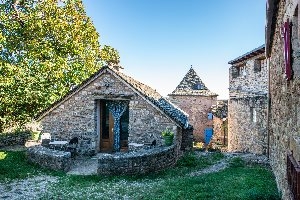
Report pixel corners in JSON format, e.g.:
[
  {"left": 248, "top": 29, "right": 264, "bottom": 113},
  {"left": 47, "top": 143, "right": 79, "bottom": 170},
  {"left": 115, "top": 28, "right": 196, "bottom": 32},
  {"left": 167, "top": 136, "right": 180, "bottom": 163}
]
[{"left": 169, "top": 67, "right": 218, "bottom": 96}]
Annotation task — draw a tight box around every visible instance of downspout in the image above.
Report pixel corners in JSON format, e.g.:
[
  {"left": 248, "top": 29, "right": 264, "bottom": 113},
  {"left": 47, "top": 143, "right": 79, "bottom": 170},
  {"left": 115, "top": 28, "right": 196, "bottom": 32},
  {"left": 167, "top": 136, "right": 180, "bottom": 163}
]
[{"left": 267, "top": 57, "right": 271, "bottom": 159}]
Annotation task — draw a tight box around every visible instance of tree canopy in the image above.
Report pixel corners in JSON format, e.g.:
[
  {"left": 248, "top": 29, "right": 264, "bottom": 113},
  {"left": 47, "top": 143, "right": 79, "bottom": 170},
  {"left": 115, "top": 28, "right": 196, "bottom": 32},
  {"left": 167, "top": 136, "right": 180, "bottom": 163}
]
[{"left": 0, "top": 0, "right": 120, "bottom": 131}]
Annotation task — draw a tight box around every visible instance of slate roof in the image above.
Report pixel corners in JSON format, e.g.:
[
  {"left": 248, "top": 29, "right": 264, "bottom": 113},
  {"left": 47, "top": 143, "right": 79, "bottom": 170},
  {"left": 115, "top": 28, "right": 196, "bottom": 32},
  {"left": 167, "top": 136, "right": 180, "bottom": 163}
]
[
  {"left": 37, "top": 66, "right": 190, "bottom": 129},
  {"left": 228, "top": 44, "right": 265, "bottom": 65},
  {"left": 169, "top": 67, "right": 218, "bottom": 96}
]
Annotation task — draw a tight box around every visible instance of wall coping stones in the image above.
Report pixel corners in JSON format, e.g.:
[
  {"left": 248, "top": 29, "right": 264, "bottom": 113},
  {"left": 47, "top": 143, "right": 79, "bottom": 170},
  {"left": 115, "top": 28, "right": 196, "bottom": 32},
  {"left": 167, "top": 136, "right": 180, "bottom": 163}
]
[{"left": 97, "top": 145, "right": 178, "bottom": 175}]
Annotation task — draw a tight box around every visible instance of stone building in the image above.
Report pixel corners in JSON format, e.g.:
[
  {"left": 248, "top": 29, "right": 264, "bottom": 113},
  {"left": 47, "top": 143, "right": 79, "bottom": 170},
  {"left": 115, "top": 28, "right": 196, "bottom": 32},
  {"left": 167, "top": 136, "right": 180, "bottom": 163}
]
[
  {"left": 211, "top": 100, "right": 228, "bottom": 146},
  {"left": 266, "top": 0, "right": 300, "bottom": 199},
  {"left": 36, "top": 66, "right": 193, "bottom": 155},
  {"left": 168, "top": 67, "right": 218, "bottom": 142},
  {"left": 228, "top": 45, "right": 268, "bottom": 155}
]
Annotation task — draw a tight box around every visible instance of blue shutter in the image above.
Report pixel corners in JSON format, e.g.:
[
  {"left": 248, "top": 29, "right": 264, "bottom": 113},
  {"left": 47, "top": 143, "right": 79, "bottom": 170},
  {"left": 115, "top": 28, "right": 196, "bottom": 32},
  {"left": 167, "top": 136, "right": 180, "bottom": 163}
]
[
  {"left": 204, "top": 128, "right": 213, "bottom": 145},
  {"left": 208, "top": 113, "right": 213, "bottom": 120}
]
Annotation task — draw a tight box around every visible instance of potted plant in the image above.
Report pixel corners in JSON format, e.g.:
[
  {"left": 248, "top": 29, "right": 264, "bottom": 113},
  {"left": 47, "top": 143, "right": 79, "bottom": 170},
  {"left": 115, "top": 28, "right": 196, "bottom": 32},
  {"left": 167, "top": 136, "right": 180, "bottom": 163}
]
[{"left": 161, "top": 128, "right": 174, "bottom": 146}]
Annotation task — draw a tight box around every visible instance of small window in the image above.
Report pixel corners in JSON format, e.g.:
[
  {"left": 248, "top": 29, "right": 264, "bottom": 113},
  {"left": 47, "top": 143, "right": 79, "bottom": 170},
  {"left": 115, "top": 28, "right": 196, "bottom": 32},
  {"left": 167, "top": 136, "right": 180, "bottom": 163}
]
[
  {"left": 194, "top": 83, "right": 202, "bottom": 90},
  {"left": 254, "top": 59, "right": 262, "bottom": 72},
  {"left": 208, "top": 113, "right": 213, "bottom": 120},
  {"left": 231, "top": 66, "right": 239, "bottom": 78},
  {"left": 250, "top": 107, "right": 257, "bottom": 123}
]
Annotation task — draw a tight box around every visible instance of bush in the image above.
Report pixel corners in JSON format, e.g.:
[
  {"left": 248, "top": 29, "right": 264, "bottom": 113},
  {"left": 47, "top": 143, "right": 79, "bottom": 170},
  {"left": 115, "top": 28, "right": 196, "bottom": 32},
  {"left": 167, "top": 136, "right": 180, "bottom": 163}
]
[
  {"left": 0, "top": 130, "right": 32, "bottom": 147},
  {"left": 176, "top": 152, "right": 198, "bottom": 167},
  {"left": 229, "top": 157, "right": 245, "bottom": 168}
]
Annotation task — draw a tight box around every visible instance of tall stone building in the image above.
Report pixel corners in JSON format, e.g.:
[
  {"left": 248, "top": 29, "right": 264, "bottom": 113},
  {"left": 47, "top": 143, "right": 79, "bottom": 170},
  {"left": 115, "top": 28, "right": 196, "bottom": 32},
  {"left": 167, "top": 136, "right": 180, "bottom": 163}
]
[
  {"left": 228, "top": 45, "right": 268, "bottom": 155},
  {"left": 168, "top": 67, "right": 218, "bottom": 142},
  {"left": 266, "top": 0, "right": 300, "bottom": 199}
]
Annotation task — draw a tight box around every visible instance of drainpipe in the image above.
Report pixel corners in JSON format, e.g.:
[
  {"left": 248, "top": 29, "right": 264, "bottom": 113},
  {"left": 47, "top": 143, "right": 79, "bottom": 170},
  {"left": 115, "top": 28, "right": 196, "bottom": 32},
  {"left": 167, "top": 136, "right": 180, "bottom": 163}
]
[{"left": 267, "top": 57, "right": 271, "bottom": 159}]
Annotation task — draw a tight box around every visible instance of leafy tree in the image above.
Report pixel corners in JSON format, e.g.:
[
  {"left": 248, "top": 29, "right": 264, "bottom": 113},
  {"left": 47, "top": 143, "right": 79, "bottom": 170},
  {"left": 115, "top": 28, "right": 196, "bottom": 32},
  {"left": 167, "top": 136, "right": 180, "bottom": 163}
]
[
  {"left": 100, "top": 45, "right": 120, "bottom": 66},
  {"left": 0, "top": 0, "right": 119, "bottom": 131}
]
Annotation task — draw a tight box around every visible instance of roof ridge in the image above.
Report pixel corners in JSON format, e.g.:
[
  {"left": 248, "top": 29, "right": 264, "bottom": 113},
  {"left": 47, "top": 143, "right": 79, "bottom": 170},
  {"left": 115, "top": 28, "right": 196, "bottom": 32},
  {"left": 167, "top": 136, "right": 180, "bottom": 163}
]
[{"left": 169, "top": 67, "right": 218, "bottom": 96}]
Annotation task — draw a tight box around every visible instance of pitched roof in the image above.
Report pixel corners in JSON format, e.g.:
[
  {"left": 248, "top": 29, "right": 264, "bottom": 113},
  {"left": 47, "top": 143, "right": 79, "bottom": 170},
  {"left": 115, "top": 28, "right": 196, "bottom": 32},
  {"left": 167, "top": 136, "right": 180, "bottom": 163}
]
[
  {"left": 36, "top": 66, "right": 190, "bottom": 129},
  {"left": 169, "top": 67, "right": 218, "bottom": 96},
  {"left": 228, "top": 44, "right": 265, "bottom": 65}
]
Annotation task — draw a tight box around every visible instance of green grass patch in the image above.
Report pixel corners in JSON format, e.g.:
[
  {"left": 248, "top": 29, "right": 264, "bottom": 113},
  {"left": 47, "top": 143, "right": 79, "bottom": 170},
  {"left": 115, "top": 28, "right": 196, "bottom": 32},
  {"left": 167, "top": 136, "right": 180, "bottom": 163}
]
[
  {"left": 0, "top": 150, "right": 63, "bottom": 181},
  {"left": 0, "top": 150, "right": 280, "bottom": 200}
]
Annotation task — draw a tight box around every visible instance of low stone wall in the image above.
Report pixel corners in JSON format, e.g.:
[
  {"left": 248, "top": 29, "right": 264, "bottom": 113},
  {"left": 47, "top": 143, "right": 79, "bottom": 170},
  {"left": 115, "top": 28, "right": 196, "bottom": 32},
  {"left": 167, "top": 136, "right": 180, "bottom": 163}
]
[
  {"left": 0, "top": 131, "right": 31, "bottom": 147},
  {"left": 97, "top": 145, "right": 178, "bottom": 175},
  {"left": 27, "top": 146, "right": 71, "bottom": 172}
]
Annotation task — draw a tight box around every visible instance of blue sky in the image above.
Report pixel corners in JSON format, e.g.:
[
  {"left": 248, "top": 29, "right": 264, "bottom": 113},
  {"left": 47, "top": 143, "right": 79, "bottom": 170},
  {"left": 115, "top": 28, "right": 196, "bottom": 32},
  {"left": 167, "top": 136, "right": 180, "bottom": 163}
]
[{"left": 82, "top": 0, "right": 265, "bottom": 99}]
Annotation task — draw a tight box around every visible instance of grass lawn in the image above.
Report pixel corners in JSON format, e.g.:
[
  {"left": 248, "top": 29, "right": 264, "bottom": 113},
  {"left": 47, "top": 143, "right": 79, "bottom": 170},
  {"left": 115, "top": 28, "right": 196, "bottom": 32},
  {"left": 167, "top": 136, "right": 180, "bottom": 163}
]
[{"left": 0, "top": 149, "right": 280, "bottom": 200}]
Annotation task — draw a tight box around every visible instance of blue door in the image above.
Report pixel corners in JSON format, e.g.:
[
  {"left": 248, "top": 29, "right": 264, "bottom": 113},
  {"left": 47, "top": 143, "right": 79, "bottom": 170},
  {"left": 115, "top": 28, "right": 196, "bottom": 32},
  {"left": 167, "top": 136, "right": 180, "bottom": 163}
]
[{"left": 204, "top": 128, "right": 213, "bottom": 145}]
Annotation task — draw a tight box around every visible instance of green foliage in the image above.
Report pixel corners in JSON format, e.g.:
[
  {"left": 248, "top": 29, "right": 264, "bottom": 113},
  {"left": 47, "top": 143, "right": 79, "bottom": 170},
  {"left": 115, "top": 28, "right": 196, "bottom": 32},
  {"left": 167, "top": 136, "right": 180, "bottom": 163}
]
[
  {"left": 0, "top": 129, "right": 32, "bottom": 146},
  {"left": 176, "top": 151, "right": 198, "bottom": 167},
  {"left": 0, "top": 0, "right": 120, "bottom": 131},
  {"left": 0, "top": 150, "right": 62, "bottom": 180},
  {"left": 229, "top": 157, "right": 246, "bottom": 168},
  {"left": 100, "top": 45, "right": 120, "bottom": 66},
  {"left": 161, "top": 128, "right": 174, "bottom": 138}
]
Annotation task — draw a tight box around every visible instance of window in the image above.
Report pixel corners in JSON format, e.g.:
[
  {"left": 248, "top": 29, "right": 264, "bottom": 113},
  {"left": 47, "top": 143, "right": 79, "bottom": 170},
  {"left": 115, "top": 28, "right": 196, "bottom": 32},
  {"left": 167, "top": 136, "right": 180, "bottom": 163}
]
[
  {"left": 194, "top": 83, "right": 202, "bottom": 90},
  {"left": 250, "top": 107, "right": 257, "bottom": 123},
  {"left": 254, "top": 59, "right": 262, "bottom": 72},
  {"left": 231, "top": 66, "right": 239, "bottom": 78}
]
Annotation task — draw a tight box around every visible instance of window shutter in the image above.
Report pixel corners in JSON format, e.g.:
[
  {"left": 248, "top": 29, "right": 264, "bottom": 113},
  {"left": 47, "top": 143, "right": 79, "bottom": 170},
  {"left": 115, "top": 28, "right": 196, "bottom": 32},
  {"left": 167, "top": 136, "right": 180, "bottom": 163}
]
[{"left": 282, "top": 19, "right": 293, "bottom": 80}]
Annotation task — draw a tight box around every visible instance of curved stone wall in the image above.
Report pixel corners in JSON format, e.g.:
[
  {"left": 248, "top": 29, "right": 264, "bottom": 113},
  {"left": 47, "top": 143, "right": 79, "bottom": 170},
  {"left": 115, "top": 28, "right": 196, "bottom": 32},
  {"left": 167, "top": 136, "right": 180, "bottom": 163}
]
[
  {"left": 97, "top": 145, "right": 178, "bottom": 175},
  {"left": 27, "top": 146, "right": 71, "bottom": 172}
]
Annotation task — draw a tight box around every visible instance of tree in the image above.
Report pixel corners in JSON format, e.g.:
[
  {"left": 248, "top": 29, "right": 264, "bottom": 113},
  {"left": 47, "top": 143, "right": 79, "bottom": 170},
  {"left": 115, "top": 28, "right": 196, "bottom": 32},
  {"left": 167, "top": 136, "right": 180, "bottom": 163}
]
[
  {"left": 100, "top": 45, "right": 120, "bottom": 66},
  {"left": 0, "top": 0, "right": 119, "bottom": 131}
]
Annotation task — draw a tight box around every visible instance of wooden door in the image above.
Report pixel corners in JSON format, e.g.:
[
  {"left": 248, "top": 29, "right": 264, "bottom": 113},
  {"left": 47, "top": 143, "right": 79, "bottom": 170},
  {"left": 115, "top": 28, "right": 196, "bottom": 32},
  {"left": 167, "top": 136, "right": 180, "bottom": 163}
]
[{"left": 100, "top": 101, "right": 114, "bottom": 152}]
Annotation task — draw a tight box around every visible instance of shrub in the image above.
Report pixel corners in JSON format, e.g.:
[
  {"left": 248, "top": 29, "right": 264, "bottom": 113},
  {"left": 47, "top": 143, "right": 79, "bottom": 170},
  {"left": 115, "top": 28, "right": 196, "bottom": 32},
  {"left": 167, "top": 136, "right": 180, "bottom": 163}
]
[
  {"left": 176, "top": 152, "right": 198, "bottom": 167},
  {"left": 0, "top": 130, "right": 32, "bottom": 147},
  {"left": 229, "top": 157, "right": 245, "bottom": 168}
]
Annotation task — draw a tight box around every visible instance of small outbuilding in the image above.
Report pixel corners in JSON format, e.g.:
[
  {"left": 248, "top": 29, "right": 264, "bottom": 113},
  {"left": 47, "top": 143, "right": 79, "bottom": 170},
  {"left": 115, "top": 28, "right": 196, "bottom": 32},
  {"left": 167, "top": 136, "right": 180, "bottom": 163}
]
[{"left": 36, "top": 66, "right": 193, "bottom": 155}]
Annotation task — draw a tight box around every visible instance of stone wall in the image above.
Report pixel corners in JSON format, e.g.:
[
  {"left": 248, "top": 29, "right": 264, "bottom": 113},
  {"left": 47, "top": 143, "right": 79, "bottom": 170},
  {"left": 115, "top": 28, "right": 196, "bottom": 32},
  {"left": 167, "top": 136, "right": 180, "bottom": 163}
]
[
  {"left": 212, "top": 117, "right": 227, "bottom": 146},
  {"left": 39, "top": 70, "right": 179, "bottom": 155},
  {"left": 228, "top": 97, "right": 268, "bottom": 154},
  {"left": 267, "top": 0, "right": 300, "bottom": 199},
  {"left": 0, "top": 131, "right": 31, "bottom": 147},
  {"left": 229, "top": 54, "right": 268, "bottom": 98},
  {"left": 168, "top": 95, "right": 217, "bottom": 142},
  {"left": 97, "top": 145, "right": 178, "bottom": 175},
  {"left": 27, "top": 146, "right": 71, "bottom": 172}
]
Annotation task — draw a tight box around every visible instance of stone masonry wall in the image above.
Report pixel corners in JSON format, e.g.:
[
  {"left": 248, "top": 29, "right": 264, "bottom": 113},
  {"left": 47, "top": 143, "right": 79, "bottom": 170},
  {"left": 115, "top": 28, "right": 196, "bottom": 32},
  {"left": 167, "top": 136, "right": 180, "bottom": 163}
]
[
  {"left": 229, "top": 54, "right": 268, "bottom": 98},
  {"left": 268, "top": 0, "right": 300, "bottom": 199},
  {"left": 39, "top": 70, "right": 179, "bottom": 155},
  {"left": 27, "top": 146, "right": 71, "bottom": 172},
  {"left": 228, "top": 97, "right": 268, "bottom": 155},
  {"left": 97, "top": 145, "right": 178, "bottom": 175},
  {"left": 168, "top": 95, "right": 217, "bottom": 142},
  {"left": 212, "top": 117, "right": 227, "bottom": 146}
]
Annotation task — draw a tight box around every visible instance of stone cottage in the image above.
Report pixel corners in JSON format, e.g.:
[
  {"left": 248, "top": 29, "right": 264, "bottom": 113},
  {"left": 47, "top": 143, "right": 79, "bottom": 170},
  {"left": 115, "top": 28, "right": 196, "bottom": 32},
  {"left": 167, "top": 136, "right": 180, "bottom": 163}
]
[
  {"left": 266, "top": 0, "right": 300, "bottom": 199},
  {"left": 168, "top": 67, "right": 218, "bottom": 143},
  {"left": 227, "top": 45, "right": 268, "bottom": 155},
  {"left": 36, "top": 66, "right": 193, "bottom": 155}
]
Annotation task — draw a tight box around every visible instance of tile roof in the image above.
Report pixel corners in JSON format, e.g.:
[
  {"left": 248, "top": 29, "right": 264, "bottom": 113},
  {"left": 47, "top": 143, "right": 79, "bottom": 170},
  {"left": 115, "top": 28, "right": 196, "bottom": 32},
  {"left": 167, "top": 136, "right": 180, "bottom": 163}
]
[
  {"left": 36, "top": 66, "right": 190, "bottom": 129},
  {"left": 112, "top": 68, "right": 190, "bottom": 128},
  {"left": 169, "top": 67, "right": 218, "bottom": 96},
  {"left": 228, "top": 44, "right": 265, "bottom": 65}
]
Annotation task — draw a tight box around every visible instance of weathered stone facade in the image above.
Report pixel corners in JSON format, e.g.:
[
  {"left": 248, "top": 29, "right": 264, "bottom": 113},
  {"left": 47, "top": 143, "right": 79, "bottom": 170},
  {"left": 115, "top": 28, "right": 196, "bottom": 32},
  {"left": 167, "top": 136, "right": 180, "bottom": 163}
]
[
  {"left": 37, "top": 66, "right": 190, "bottom": 155},
  {"left": 266, "top": 0, "right": 300, "bottom": 199},
  {"left": 168, "top": 67, "right": 218, "bottom": 142},
  {"left": 211, "top": 100, "right": 228, "bottom": 146},
  {"left": 27, "top": 146, "right": 71, "bottom": 172},
  {"left": 228, "top": 46, "right": 268, "bottom": 155},
  {"left": 228, "top": 97, "right": 268, "bottom": 154},
  {"left": 97, "top": 145, "right": 177, "bottom": 175}
]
